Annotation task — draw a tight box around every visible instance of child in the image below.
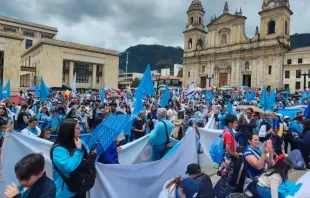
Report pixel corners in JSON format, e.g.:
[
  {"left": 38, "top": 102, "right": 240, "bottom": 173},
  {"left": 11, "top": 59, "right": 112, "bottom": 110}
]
[
  {"left": 257, "top": 155, "right": 293, "bottom": 198},
  {"left": 4, "top": 153, "right": 56, "bottom": 198}
]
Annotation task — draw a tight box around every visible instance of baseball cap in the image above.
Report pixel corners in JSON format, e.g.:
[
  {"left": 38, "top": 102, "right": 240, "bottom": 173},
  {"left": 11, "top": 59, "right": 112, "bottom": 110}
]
[
  {"left": 180, "top": 178, "right": 199, "bottom": 198},
  {"left": 185, "top": 163, "right": 201, "bottom": 175}
]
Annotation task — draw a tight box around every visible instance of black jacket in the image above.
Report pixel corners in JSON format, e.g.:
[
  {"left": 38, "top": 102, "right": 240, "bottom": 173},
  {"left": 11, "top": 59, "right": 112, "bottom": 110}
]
[
  {"left": 193, "top": 173, "right": 216, "bottom": 198},
  {"left": 14, "top": 172, "right": 56, "bottom": 198},
  {"left": 238, "top": 117, "right": 256, "bottom": 135}
]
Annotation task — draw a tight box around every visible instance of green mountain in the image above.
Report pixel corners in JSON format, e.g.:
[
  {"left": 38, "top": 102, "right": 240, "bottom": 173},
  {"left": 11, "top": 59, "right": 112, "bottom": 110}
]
[
  {"left": 291, "top": 33, "right": 310, "bottom": 49},
  {"left": 119, "top": 45, "right": 184, "bottom": 73}
]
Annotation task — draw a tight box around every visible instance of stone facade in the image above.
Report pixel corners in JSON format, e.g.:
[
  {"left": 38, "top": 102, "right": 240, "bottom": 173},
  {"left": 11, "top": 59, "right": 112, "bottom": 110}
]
[
  {"left": 183, "top": 0, "right": 293, "bottom": 90},
  {"left": 0, "top": 15, "right": 119, "bottom": 93},
  {"left": 283, "top": 47, "right": 310, "bottom": 92}
]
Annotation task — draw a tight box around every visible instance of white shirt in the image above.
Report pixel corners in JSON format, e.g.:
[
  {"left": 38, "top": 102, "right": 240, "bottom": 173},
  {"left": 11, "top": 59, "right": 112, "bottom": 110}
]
[{"left": 21, "top": 127, "right": 41, "bottom": 137}]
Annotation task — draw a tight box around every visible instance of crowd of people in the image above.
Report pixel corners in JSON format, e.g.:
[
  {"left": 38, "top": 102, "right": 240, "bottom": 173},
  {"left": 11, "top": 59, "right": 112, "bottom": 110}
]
[{"left": 0, "top": 87, "right": 309, "bottom": 198}]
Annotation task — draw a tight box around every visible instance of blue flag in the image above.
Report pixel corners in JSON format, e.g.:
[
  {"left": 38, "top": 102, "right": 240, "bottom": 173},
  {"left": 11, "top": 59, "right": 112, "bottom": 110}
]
[
  {"left": 39, "top": 77, "right": 49, "bottom": 102},
  {"left": 301, "top": 90, "right": 307, "bottom": 104},
  {"left": 246, "top": 91, "right": 251, "bottom": 102},
  {"left": 251, "top": 89, "right": 255, "bottom": 100},
  {"left": 100, "top": 87, "right": 105, "bottom": 102},
  {"left": 286, "top": 88, "right": 290, "bottom": 104},
  {"left": 268, "top": 89, "right": 276, "bottom": 108},
  {"left": 160, "top": 85, "right": 170, "bottom": 107},
  {"left": 260, "top": 86, "right": 269, "bottom": 110},
  {"left": 227, "top": 100, "right": 233, "bottom": 113},
  {"left": 137, "top": 64, "right": 155, "bottom": 97},
  {"left": 3, "top": 80, "right": 10, "bottom": 99},
  {"left": 304, "top": 104, "right": 310, "bottom": 119},
  {"left": 87, "top": 114, "right": 131, "bottom": 156},
  {"left": 132, "top": 90, "right": 144, "bottom": 117},
  {"left": 205, "top": 91, "right": 214, "bottom": 103}
]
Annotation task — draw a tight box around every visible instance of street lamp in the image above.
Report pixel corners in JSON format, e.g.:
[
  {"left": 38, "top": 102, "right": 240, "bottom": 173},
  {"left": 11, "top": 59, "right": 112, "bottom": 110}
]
[
  {"left": 120, "top": 51, "right": 131, "bottom": 87},
  {"left": 206, "top": 74, "right": 214, "bottom": 87},
  {"left": 298, "top": 69, "right": 309, "bottom": 90}
]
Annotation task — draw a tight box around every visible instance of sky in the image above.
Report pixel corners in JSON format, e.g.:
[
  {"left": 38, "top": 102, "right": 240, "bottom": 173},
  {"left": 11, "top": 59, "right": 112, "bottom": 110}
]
[{"left": 1, "top": 0, "right": 309, "bottom": 52}]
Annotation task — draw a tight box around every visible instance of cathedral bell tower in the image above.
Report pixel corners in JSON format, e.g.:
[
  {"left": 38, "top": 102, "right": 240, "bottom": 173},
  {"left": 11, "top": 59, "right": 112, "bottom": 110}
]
[
  {"left": 259, "top": 0, "right": 293, "bottom": 45},
  {"left": 184, "top": 0, "right": 207, "bottom": 52}
]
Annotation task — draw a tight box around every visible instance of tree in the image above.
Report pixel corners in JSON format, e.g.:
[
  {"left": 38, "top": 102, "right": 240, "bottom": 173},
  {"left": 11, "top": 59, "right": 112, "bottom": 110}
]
[
  {"left": 177, "top": 68, "right": 183, "bottom": 77},
  {"left": 131, "top": 77, "right": 141, "bottom": 88}
]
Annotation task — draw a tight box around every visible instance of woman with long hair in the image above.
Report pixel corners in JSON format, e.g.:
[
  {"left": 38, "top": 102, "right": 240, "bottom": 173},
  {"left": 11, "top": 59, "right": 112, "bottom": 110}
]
[
  {"left": 0, "top": 103, "right": 13, "bottom": 131},
  {"left": 257, "top": 157, "right": 293, "bottom": 198},
  {"left": 172, "top": 111, "right": 184, "bottom": 140},
  {"left": 36, "top": 106, "right": 50, "bottom": 129},
  {"left": 16, "top": 103, "right": 30, "bottom": 131},
  {"left": 50, "top": 120, "right": 88, "bottom": 198}
]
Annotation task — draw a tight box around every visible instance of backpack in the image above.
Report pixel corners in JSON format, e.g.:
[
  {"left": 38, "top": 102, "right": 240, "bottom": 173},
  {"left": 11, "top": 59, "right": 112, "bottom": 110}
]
[
  {"left": 50, "top": 145, "right": 97, "bottom": 194},
  {"left": 209, "top": 134, "right": 226, "bottom": 164}
]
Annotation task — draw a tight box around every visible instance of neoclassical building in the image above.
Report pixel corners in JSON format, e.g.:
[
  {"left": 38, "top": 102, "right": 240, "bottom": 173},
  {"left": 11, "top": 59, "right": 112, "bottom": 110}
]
[
  {"left": 183, "top": 0, "right": 293, "bottom": 90},
  {"left": 0, "top": 16, "right": 119, "bottom": 93}
]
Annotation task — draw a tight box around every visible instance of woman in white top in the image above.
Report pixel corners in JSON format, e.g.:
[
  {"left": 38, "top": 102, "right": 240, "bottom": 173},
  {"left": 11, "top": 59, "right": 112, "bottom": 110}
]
[
  {"left": 21, "top": 117, "right": 41, "bottom": 137},
  {"left": 257, "top": 156, "right": 293, "bottom": 198}
]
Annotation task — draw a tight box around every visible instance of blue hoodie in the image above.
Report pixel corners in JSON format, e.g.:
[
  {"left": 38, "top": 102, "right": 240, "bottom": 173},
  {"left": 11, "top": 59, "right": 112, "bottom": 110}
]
[{"left": 51, "top": 141, "right": 88, "bottom": 198}]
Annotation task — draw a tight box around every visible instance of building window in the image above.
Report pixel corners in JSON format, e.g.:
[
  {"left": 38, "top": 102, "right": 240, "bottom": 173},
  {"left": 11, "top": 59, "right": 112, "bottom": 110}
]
[
  {"left": 245, "top": 61, "right": 250, "bottom": 70},
  {"left": 284, "top": 84, "right": 289, "bottom": 90},
  {"left": 96, "top": 65, "right": 100, "bottom": 84},
  {"left": 285, "top": 21, "right": 288, "bottom": 35},
  {"left": 308, "top": 82, "right": 310, "bottom": 89},
  {"left": 298, "top": 58, "right": 303, "bottom": 64},
  {"left": 287, "top": 59, "right": 292, "bottom": 65},
  {"left": 202, "top": 66, "right": 205, "bottom": 73},
  {"left": 23, "top": 30, "right": 35, "bottom": 37},
  {"left": 296, "top": 70, "right": 301, "bottom": 78},
  {"left": 199, "top": 17, "right": 202, "bottom": 24},
  {"left": 41, "top": 33, "right": 54, "bottom": 39},
  {"left": 188, "top": 39, "right": 192, "bottom": 49},
  {"left": 308, "top": 69, "right": 310, "bottom": 78},
  {"left": 221, "top": 34, "right": 227, "bottom": 45},
  {"left": 191, "top": 17, "right": 193, "bottom": 24},
  {"left": 75, "top": 63, "right": 89, "bottom": 83},
  {"left": 188, "top": 71, "right": 190, "bottom": 77},
  {"left": 268, "top": 20, "right": 276, "bottom": 34},
  {"left": 197, "top": 39, "right": 203, "bottom": 48},
  {"left": 25, "top": 39, "right": 33, "bottom": 49},
  {"left": 3, "top": 26, "right": 17, "bottom": 33},
  {"left": 268, "top": 65, "right": 272, "bottom": 75},
  {"left": 285, "top": 70, "right": 290, "bottom": 78},
  {"left": 296, "top": 82, "right": 301, "bottom": 90}
]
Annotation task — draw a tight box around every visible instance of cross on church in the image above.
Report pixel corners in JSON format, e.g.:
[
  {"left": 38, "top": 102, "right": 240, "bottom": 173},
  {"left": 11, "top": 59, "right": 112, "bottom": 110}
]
[{"left": 298, "top": 69, "right": 310, "bottom": 90}]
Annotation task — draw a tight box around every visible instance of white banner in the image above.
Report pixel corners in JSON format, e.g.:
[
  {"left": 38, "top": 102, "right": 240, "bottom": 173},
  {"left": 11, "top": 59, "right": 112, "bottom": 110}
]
[
  {"left": 1, "top": 131, "right": 197, "bottom": 198},
  {"left": 287, "top": 171, "right": 310, "bottom": 198}
]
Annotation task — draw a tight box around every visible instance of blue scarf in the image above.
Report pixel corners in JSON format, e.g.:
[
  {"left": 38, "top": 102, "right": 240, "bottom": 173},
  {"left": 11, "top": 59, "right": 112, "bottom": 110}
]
[
  {"left": 249, "top": 145, "right": 262, "bottom": 156},
  {"left": 26, "top": 126, "right": 38, "bottom": 135},
  {"left": 225, "top": 127, "right": 235, "bottom": 139}
]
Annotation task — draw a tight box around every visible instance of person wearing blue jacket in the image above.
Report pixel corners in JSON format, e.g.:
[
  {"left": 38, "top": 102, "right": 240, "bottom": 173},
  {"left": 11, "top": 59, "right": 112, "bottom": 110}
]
[
  {"left": 290, "top": 116, "right": 303, "bottom": 150},
  {"left": 150, "top": 108, "right": 173, "bottom": 161},
  {"left": 50, "top": 119, "right": 88, "bottom": 198}
]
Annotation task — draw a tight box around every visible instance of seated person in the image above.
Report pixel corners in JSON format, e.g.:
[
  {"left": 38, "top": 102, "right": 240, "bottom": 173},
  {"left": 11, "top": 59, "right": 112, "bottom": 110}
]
[
  {"left": 4, "top": 153, "right": 56, "bottom": 198},
  {"left": 186, "top": 163, "right": 215, "bottom": 198}
]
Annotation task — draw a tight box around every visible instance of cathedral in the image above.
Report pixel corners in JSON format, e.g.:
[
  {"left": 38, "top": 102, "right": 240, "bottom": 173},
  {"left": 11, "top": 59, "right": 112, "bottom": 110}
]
[{"left": 183, "top": 0, "right": 293, "bottom": 90}]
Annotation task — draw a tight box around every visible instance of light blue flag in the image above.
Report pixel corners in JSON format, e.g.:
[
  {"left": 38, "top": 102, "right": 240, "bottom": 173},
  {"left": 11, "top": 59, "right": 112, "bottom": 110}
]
[
  {"left": 205, "top": 91, "right": 214, "bottom": 103},
  {"left": 268, "top": 89, "right": 276, "bottom": 108},
  {"left": 0, "top": 81, "right": 3, "bottom": 101},
  {"left": 39, "top": 77, "right": 49, "bottom": 102},
  {"left": 227, "top": 100, "right": 233, "bottom": 113},
  {"left": 160, "top": 85, "right": 170, "bottom": 107},
  {"left": 87, "top": 114, "right": 131, "bottom": 156},
  {"left": 137, "top": 64, "right": 155, "bottom": 97},
  {"left": 302, "top": 90, "right": 307, "bottom": 104},
  {"left": 259, "top": 86, "right": 269, "bottom": 110},
  {"left": 246, "top": 91, "right": 251, "bottom": 101},
  {"left": 251, "top": 89, "right": 255, "bottom": 100},
  {"left": 132, "top": 89, "right": 144, "bottom": 117},
  {"left": 4, "top": 80, "right": 10, "bottom": 99},
  {"left": 100, "top": 87, "right": 105, "bottom": 102},
  {"left": 286, "top": 88, "right": 290, "bottom": 104}
]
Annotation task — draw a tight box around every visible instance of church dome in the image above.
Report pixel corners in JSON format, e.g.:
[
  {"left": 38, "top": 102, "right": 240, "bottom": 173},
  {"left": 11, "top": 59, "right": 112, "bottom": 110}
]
[
  {"left": 262, "top": 0, "right": 290, "bottom": 11},
  {"left": 187, "top": 0, "right": 205, "bottom": 13}
]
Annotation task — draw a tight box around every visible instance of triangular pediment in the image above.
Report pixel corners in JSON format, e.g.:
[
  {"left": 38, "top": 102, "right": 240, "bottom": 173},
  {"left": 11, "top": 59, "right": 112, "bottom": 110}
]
[{"left": 207, "top": 14, "right": 246, "bottom": 27}]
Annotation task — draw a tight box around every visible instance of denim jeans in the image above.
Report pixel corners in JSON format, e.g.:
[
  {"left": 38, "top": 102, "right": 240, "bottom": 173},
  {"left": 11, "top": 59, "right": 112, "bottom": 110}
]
[{"left": 152, "top": 144, "right": 166, "bottom": 161}]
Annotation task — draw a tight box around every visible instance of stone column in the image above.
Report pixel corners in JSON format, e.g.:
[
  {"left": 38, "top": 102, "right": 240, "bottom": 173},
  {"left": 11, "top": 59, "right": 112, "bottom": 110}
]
[
  {"left": 69, "top": 61, "right": 74, "bottom": 86},
  {"left": 92, "top": 64, "right": 96, "bottom": 89}
]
